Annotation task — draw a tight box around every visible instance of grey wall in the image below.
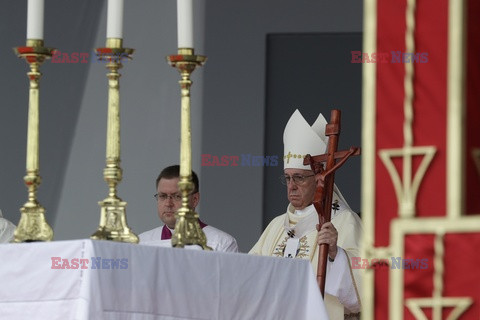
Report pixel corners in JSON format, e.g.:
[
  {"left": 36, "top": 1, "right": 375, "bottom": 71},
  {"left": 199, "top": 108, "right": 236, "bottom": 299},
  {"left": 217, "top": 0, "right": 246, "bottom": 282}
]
[
  {"left": 0, "top": 0, "right": 206, "bottom": 242},
  {"left": 0, "top": 0, "right": 362, "bottom": 253},
  {"left": 263, "top": 33, "right": 362, "bottom": 226},
  {"left": 201, "top": 0, "right": 363, "bottom": 251},
  {"left": 53, "top": 0, "right": 207, "bottom": 241},
  {"left": 0, "top": 1, "right": 103, "bottom": 230}
]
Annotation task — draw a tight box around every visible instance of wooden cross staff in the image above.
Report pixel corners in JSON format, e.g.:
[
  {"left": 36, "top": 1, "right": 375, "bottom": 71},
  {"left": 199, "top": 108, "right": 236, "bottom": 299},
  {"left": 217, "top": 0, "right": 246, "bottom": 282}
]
[{"left": 303, "top": 109, "right": 360, "bottom": 298}]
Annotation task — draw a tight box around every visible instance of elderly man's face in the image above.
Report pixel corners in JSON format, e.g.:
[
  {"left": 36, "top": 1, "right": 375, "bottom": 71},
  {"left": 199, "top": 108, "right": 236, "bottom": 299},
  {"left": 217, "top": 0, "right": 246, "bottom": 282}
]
[
  {"left": 284, "top": 168, "right": 316, "bottom": 210},
  {"left": 156, "top": 177, "right": 199, "bottom": 229}
]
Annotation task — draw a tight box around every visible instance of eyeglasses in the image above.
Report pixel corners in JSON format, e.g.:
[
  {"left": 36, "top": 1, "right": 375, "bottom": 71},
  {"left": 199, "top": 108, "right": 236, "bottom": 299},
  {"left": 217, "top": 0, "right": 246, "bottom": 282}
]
[
  {"left": 279, "top": 174, "right": 315, "bottom": 185},
  {"left": 154, "top": 193, "right": 183, "bottom": 202}
]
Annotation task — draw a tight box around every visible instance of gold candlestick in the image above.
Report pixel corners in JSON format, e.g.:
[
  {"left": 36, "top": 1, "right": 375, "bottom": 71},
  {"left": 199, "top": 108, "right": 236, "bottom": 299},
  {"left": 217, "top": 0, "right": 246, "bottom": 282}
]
[
  {"left": 91, "top": 38, "right": 138, "bottom": 243},
  {"left": 167, "top": 48, "right": 210, "bottom": 250},
  {"left": 12, "top": 39, "right": 54, "bottom": 242}
]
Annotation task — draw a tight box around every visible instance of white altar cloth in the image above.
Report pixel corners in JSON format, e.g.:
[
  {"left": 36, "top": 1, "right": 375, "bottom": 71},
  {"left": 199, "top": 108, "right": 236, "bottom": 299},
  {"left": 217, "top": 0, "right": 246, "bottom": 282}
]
[{"left": 0, "top": 239, "right": 327, "bottom": 320}]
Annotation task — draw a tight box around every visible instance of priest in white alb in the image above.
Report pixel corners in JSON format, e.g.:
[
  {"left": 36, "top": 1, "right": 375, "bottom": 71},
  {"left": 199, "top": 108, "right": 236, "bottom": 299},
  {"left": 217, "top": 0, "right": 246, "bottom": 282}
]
[
  {"left": 139, "top": 165, "right": 238, "bottom": 252},
  {"left": 249, "top": 109, "right": 363, "bottom": 320}
]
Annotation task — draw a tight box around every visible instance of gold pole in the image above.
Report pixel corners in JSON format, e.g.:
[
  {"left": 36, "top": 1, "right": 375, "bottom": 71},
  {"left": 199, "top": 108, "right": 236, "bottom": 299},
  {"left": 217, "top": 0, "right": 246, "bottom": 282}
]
[
  {"left": 12, "top": 39, "right": 54, "bottom": 242},
  {"left": 167, "top": 48, "right": 210, "bottom": 250},
  {"left": 91, "top": 38, "right": 138, "bottom": 243}
]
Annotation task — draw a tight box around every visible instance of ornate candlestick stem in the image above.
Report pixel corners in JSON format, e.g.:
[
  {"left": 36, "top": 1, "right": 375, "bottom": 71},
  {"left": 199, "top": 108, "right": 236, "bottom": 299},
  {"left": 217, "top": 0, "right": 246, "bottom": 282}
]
[
  {"left": 167, "top": 48, "right": 210, "bottom": 250},
  {"left": 12, "top": 39, "right": 54, "bottom": 242},
  {"left": 90, "top": 38, "right": 138, "bottom": 243}
]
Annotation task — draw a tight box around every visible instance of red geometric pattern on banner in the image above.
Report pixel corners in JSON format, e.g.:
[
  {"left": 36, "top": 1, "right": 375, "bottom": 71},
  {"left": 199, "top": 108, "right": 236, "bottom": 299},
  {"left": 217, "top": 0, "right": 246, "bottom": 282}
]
[
  {"left": 403, "top": 233, "right": 480, "bottom": 318},
  {"left": 404, "top": 234, "right": 436, "bottom": 319},
  {"left": 368, "top": 0, "right": 480, "bottom": 318},
  {"left": 375, "top": 0, "right": 406, "bottom": 247},
  {"left": 375, "top": 0, "right": 449, "bottom": 247},
  {"left": 443, "top": 233, "right": 480, "bottom": 317}
]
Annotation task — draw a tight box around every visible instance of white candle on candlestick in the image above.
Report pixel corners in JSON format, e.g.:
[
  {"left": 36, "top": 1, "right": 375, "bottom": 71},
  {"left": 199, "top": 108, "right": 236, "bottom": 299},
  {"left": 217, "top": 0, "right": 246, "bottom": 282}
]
[
  {"left": 27, "top": 0, "right": 44, "bottom": 40},
  {"left": 177, "top": 0, "right": 194, "bottom": 48},
  {"left": 107, "top": 0, "right": 124, "bottom": 39}
]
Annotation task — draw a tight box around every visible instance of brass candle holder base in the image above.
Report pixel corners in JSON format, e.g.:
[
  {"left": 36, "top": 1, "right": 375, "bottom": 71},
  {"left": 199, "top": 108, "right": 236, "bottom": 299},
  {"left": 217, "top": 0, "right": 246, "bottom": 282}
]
[
  {"left": 172, "top": 178, "right": 211, "bottom": 250},
  {"left": 167, "top": 48, "right": 210, "bottom": 250},
  {"left": 90, "top": 38, "right": 138, "bottom": 244},
  {"left": 12, "top": 40, "right": 54, "bottom": 242},
  {"left": 91, "top": 197, "right": 138, "bottom": 243},
  {"left": 14, "top": 202, "right": 53, "bottom": 242}
]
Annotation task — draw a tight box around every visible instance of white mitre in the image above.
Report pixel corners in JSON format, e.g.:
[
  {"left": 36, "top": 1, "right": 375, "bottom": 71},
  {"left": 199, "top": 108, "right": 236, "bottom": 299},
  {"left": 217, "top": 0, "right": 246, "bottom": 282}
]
[
  {"left": 0, "top": 209, "right": 16, "bottom": 243},
  {"left": 283, "top": 109, "right": 354, "bottom": 213},
  {"left": 311, "top": 112, "right": 329, "bottom": 144},
  {"left": 283, "top": 109, "right": 328, "bottom": 170}
]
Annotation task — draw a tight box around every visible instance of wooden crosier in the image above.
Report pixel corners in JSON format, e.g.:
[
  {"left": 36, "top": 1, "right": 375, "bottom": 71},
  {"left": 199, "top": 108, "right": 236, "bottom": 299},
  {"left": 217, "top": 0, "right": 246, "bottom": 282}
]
[{"left": 303, "top": 109, "right": 360, "bottom": 297}]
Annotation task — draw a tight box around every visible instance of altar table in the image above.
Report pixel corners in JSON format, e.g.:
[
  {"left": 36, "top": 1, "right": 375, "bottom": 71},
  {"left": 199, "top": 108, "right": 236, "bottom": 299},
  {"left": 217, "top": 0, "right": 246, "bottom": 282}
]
[{"left": 0, "top": 239, "right": 328, "bottom": 320}]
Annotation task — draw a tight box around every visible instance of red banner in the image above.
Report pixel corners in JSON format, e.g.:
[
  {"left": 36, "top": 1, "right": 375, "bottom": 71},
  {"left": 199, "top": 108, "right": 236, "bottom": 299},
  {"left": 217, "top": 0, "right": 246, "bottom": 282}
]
[{"left": 364, "top": 0, "right": 480, "bottom": 318}]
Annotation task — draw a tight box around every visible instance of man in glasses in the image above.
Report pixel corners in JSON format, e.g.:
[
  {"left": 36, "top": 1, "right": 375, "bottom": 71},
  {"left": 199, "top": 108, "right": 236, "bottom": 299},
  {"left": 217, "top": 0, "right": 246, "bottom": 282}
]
[
  {"left": 139, "top": 165, "right": 238, "bottom": 252},
  {"left": 250, "top": 110, "right": 362, "bottom": 320}
]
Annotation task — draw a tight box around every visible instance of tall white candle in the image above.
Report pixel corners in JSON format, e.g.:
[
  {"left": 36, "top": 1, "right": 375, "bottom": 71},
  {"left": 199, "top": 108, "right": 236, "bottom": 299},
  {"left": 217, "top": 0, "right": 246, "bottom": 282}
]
[
  {"left": 177, "top": 0, "right": 194, "bottom": 48},
  {"left": 27, "top": 0, "right": 44, "bottom": 40},
  {"left": 107, "top": 0, "right": 124, "bottom": 39}
]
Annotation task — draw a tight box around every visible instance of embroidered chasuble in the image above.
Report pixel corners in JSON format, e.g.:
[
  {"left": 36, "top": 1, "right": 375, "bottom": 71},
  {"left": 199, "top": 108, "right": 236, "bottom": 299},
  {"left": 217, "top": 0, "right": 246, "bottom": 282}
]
[{"left": 250, "top": 197, "right": 362, "bottom": 320}]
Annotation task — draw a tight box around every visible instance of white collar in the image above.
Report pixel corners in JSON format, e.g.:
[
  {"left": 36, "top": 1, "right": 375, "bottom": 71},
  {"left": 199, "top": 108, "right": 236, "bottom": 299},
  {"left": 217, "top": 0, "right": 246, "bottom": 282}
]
[
  {"left": 284, "top": 204, "right": 318, "bottom": 239},
  {"left": 294, "top": 204, "right": 316, "bottom": 216}
]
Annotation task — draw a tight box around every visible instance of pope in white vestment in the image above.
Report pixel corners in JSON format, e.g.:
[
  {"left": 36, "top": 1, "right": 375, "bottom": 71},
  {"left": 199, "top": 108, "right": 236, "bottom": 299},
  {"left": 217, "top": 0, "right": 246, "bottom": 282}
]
[{"left": 249, "top": 110, "right": 362, "bottom": 320}]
